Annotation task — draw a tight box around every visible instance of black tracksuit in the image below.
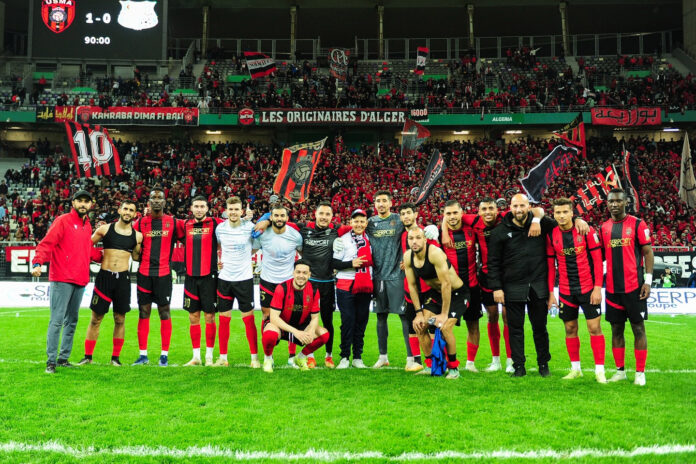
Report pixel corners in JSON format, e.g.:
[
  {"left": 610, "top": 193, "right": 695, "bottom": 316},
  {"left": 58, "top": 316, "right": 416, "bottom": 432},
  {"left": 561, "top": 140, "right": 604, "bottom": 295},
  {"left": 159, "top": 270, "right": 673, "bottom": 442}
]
[{"left": 488, "top": 212, "right": 556, "bottom": 370}]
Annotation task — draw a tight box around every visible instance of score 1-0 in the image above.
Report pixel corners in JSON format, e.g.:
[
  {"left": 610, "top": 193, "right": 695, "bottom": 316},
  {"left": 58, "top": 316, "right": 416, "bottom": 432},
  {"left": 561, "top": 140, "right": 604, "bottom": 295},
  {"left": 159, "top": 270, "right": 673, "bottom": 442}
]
[{"left": 85, "top": 12, "right": 112, "bottom": 24}]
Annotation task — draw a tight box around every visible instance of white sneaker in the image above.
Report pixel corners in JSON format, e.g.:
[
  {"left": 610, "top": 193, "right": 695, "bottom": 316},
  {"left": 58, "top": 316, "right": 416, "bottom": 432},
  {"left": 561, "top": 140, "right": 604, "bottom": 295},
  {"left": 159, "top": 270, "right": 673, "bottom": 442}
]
[
  {"left": 608, "top": 370, "right": 628, "bottom": 382},
  {"left": 263, "top": 358, "right": 274, "bottom": 373},
  {"left": 250, "top": 359, "right": 261, "bottom": 369},
  {"left": 596, "top": 371, "right": 608, "bottom": 384},
  {"left": 562, "top": 369, "right": 583, "bottom": 380},
  {"left": 287, "top": 357, "right": 299, "bottom": 369},
  {"left": 634, "top": 372, "right": 646, "bottom": 386},
  {"left": 485, "top": 359, "right": 502, "bottom": 372},
  {"left": 505, "top": 358, "right": 514, "bottom": 373},
  {"left": 184, "top": 358, "right": 201, "bottom": 366},
  {"left": 464, "top": 361, "right": 479, "bottom": 373},
  {"left": 372, "top": 357, "right": 390, "bottom": 369},
  {"left": 204, "top": 357, "right": 213, "bottom": 366},
  {"left": 405, "top": 361, "right": 424, "bottom": 372},
  {"left": 336, "top": 358, "right": 350, "bottom": 369},
  {"left": 352, "top": 359, "right": 367, "bottom": 368}
]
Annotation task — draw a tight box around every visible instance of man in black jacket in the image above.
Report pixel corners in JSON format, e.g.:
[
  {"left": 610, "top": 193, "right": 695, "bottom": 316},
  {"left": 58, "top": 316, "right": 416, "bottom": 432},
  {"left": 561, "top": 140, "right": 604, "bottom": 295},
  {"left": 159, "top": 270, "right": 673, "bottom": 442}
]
[{"left": 488, "top": 194, "right": 586, "bottom": 377}]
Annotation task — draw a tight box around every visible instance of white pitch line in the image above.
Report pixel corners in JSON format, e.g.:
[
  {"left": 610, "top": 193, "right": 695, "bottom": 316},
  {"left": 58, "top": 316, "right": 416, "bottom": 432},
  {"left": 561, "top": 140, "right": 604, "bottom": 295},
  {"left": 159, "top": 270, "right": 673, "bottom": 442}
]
[
  {"left": 0, "top": 441, "right": 693, "bottom": 461},
  {"left": 645, "top": 320, "right": 686, "bottom": 325}
]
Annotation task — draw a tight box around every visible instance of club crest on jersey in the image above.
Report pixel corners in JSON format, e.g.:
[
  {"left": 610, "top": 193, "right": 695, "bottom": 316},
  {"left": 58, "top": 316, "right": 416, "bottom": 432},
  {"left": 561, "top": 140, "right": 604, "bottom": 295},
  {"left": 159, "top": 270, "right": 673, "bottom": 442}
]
[
  {"left": 118, "top": 0, "right": 159, "bottom": 31},
  {"left": 41, "top": 0, "right": 76, "bottom": 34},
  {"left": 576, "top": 235, "right": 583, "bottom": 244}
]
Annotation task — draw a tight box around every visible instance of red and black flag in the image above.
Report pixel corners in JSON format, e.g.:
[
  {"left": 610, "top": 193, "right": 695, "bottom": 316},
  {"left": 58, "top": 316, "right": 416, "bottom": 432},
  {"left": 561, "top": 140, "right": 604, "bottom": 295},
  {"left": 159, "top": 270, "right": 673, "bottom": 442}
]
[
  {"left": 401, "top": 118, "right": 430, "bottom": 158},
  {"left": 571, "top": 165, "right": 621, "bottom": 214},
  {"left": 414, "top": 47, "right": 429, "bottom": 75},
  {"left": 244, "top": 51, "right": 276, "bottom": 79},
  {"left": 554, "top": 113, "right": 586, "bottom": 158},
  {"left": 520, "top": 144, "right": 581, "bottom": 203},
  {"left": 414, "top": 150, "right": 446, "bottom": 205},
  {"left": 273, "top": 138, "right": 327, "bottom": 203},
  {"left": 622, "top": 144, "right": 642, "bottom": 213},
  {"left": 64, "top": 122, "right": 122, "bottom": 178}
]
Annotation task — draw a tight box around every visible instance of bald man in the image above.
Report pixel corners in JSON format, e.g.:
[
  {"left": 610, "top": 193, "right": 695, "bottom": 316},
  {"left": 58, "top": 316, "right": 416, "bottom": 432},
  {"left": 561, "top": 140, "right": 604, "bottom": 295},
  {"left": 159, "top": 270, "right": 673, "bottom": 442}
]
[{"left": 488, "top": 194, "right": 587, "bottom": 378}]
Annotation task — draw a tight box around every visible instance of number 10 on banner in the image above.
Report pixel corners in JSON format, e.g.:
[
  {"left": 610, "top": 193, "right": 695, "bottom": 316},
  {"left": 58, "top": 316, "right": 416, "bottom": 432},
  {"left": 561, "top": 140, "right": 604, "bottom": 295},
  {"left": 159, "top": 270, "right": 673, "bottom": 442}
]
[{"left": 65, "top": 122, "right": 122, "bottom": 177}]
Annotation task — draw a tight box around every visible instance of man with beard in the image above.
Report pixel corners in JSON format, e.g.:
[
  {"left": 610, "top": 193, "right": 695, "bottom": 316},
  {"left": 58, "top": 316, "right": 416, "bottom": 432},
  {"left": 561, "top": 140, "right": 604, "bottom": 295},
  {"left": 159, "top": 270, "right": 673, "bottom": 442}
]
[
  {"left": 600, "top": 188, "right": 653, "bottom": 386},
  {"left": 132, "top": 187, "right": 180, "bottom": 367},
  {"left": 254, "top": 204, "right": 303, "bottom": 365},
  {"left": 78, "top": 200, "right": 143, "bottom": 366},
  {"left": 404, "top": 228, "right": 468, "bottom": 379},
  {"left": 32, "top": 190, "right": 101, "bottom": 373}
]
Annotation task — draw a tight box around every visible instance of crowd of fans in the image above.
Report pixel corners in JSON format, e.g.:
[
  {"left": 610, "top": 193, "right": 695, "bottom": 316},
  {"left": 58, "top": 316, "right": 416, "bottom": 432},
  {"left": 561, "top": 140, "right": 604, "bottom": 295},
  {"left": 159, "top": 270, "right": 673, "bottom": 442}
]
[
  {"left": 1, "top": 134, "right": 694, "bottom": 250},
  {"left": 3, "top": 53, "right": 694, "bottom": 114}
]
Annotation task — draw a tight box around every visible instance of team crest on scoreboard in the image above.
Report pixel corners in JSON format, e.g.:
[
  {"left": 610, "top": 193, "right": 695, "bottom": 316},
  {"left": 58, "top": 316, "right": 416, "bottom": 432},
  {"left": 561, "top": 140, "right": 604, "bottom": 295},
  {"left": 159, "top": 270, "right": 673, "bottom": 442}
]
[
  {"left": 118, "top": 0, "right": 159, "bottom": 31},
  {"left": 41, "top": 0, "right": 76, "bottom": 34}
]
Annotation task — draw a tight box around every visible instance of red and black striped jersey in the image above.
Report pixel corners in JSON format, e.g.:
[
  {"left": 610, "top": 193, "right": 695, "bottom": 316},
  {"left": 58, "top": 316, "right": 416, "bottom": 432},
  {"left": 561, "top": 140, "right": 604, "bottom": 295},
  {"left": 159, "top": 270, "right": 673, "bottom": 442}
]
[
  {"left": 179, "top": 217, "right": 224, "bottom": 277},
  {"left": 469, "top": 213, "right": 504, "bottom": 280},
  {"left": 134, "top": 215, "right": 180, "bottom": 277},
  {"left": 601, "top": 215, "right": 651, "bottom": 293},
  {"left": 546, "top": 226, "right": 603, "bottom": 295},
  {"left": 270, "top": 279, "right": 319, "bottom": 328},
  {"left": 442, "top": 225, "right": 478, "bottom": 287}
]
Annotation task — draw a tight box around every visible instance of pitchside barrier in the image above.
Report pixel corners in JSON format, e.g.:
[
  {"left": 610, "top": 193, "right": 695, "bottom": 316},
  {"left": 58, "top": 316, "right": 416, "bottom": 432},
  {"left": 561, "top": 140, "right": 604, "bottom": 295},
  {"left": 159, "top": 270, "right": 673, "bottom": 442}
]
[{"left": 0, "top": 281, "right": 694, "bottom": 315}]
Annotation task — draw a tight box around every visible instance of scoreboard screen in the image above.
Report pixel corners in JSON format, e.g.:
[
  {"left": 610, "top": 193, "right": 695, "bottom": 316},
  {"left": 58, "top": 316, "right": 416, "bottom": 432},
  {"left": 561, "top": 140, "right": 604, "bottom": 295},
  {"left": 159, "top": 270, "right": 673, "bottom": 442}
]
[{"left": 30, "top": 0, "right": 167, "bottom": 60}]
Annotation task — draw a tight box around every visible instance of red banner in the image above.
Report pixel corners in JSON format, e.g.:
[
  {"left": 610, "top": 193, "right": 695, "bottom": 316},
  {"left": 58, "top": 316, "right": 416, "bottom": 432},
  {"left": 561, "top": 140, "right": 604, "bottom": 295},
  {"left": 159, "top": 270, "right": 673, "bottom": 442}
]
[
  {"left": 591, "top": 107, "right": 661, "bottom": 126},
  {"left": 75, "top": 106, "right": 199, "bottom": 126}
]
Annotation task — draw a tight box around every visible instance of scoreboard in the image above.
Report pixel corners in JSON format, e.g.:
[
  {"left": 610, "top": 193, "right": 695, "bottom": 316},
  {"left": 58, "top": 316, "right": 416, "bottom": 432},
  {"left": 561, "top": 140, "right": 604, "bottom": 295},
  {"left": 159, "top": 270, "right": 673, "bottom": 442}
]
[{"left": 30, "top": 0, "right": 167, "bottom": 60}]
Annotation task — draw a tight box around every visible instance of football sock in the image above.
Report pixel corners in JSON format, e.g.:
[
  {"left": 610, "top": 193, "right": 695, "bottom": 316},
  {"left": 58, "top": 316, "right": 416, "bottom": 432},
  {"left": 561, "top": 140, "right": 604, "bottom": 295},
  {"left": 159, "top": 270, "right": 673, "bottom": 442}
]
[
  {"left": 612, "top": 347, "right": 626, "bottom": 370},
  {"left": 566, "top": 336, "right": 581, "bottom": 368},
  {"left": 377, "top": 313, "right": 389, "bottom": 355},
  {"left": 635, "top": 349, "right": 647, "bottom": 373},
  {"left": 112, "top": 338, "right": 124, "bottom": 358},
  {"left": 218, "top": 315, "right": 231, "bottom": 356},
  {"left": 160, "top": 319, "right": 172, "bottom": 352},
  {"left": 262, "top": 331, "right": 279, "bottom": 356},
  {"left": 242, "top": 314, "right": 258, "bottom": 355},
  {"left": 466, "top": 342, "right": 479, "bottom": 362},
  {"left": 425, "top": 355, "right": 433, "bottom": 368},
  {"left": 301, "top": 332, "right": 330, "bottom": 356},
  {"left": 503, "top": 325, "right": 511, "bottom": 358},
  {"left": 85, "top": 339, "right": 96, "bottom": 357},
  {"left": 488, "top": 322, "right": 501, "bottom": 357},
  {"left": 192, "top": 348, "right": 201, "bottom": 359},
  {"left": 190, "top": 324, "right": 201, "bottom": 350},
  {"left": 137, "top": 318, "right": 150, "bottom": 351},
  {"left": 408, "top": 335, "right": 421, "bottom": 358},
  {"left": 590, "top": 334, "right": 605, "bottom": 367},
  {"left": 288, "top": 342, "right": 297, "bottom": 356},
  {"left": 447, "top": 353, "right": 459, "bottom": 369},
  {"left": 205, "top": 322, "right": 216, "bottom": 350}
]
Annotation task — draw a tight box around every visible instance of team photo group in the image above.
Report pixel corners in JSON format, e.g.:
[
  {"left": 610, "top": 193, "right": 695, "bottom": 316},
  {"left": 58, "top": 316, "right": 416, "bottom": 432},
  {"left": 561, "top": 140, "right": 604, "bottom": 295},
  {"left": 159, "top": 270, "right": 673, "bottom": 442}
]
[{"left": 34, "top": 180, "right": 652, "bottom": 385}]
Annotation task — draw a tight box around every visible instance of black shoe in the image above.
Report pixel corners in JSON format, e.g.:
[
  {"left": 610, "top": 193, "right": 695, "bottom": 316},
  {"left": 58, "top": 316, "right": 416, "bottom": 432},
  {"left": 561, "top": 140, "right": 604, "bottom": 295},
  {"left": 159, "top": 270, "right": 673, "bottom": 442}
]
[
  {"left": 57, "top": 359, "right": 77, "bottom": 368},
  {"left": 77, "top": 357, "right": 93, "bottom": 366},
  {"left": 512, "top": 367, "right": 526, "bottom": 377},
  {"left": 45, "top": 363, "right": 56, "bottom": 374},
  {"left": 110, "top": 357, "right": 122, "bottom": 366},
  {"left": 539, "top": 364, "right": 551, "bottom": 377}
]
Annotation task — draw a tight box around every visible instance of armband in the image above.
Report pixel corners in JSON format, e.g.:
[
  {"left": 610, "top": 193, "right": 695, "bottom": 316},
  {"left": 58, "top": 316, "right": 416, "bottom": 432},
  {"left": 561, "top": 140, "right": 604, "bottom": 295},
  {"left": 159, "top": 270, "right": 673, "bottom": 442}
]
[{"left": 644, "top": 273, "right": 653, "bottom": 285}]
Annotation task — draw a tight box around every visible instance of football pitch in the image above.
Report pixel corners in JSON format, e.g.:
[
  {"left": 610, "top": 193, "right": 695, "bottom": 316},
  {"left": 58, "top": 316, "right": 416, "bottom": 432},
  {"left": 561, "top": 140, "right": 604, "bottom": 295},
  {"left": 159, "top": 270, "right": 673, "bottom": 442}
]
[{"left": 0, "top": 307, "right": 694, "bottom": 464}]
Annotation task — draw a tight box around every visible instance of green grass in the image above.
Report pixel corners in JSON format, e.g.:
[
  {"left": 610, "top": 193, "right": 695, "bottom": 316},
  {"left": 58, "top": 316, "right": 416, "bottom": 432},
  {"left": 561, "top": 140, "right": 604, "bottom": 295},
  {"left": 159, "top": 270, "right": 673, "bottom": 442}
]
[{"left": 0, "top": 307, "right": 695, "bottom": 463}]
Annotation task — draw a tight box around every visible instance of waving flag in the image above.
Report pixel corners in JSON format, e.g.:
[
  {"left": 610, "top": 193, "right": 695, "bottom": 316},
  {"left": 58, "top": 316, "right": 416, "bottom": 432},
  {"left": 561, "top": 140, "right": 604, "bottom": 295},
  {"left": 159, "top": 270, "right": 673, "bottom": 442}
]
[
  {"left": 65, "top": 122, "right": 122, "bottom": 178},
  {"left": 401, "top": 118, "right": 430, "bottom": 158},
  {"left": 414, "top": 150, "right": 446, "bottom": 205},
  {"left": 554, "top": 113, "right": 586, "bottom": 158},
  {"left": 244, "top": 51, "right": 276, "bottom": 79},
  {"left": 623, "top": 144, "right": 642, "bottom": 213},
  {"left": 273, "top": 138, "right": 327, "bottom": 203},
  {"left": 679, "top": 134, "right": 696, "bottom": 209},
  {"left": 414, "top": 47, "right": 429, "bottom": 75},
  {"left": 520, "top": 144, "right": 580, "bottom": 203},
  {"left": 571, "top": 166, "right": 621, "bottom": 214}
]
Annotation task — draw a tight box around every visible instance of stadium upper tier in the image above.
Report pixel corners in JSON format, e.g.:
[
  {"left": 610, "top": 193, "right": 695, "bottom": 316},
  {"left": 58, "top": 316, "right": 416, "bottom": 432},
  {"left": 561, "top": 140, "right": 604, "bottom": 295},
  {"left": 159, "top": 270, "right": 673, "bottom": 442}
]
[
  {"left": 1, "top": 135, "right": 693, "bottom": 248},
  {"left": 1, "top": 54, "right": 693, "bottom": 113}
]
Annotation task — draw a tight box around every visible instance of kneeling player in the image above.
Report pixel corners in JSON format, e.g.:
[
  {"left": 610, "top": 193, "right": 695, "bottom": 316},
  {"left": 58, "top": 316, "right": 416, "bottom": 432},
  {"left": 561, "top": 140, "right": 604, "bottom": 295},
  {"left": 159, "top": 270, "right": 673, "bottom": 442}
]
[
  {"left": 79, "top": 200, "right": 142, "bottom": 366},
  {"left": 260, "top": 260, "right": 329, "bottom": 372},
  {"left": 404, "top": 228, "right": 468, "bottom": 379}
]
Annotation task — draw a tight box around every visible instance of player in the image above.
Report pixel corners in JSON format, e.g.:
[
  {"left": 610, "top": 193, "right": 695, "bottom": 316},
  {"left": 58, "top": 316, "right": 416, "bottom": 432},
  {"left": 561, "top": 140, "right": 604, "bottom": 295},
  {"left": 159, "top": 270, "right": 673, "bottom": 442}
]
[
  {"left": 254, "top": 204, "right": 303, "bottom": 366},
  {"left": 78, "top": 200, "right": 142, "bottom": 366},
  {"left": 260, "top": 260, "right": 330, "bottom": 373},
  {"left": 215, "top": 196, "right": 259, "bottom": 367},
  {"left": 600, "top": 188, "right": 653, "bottom": 386},
  {"left": 180, "top": 196, "right": 224, "bottom": 366},
  {"left": 441, "top": 200, "right": 484, "bottom": 373},
  {"left": 546, "top": 198, "right": 606, "bottom": 383},
  {"left": 404, "top": 228, "right": 469, "bottom": 379},
  {"left": 132, "top": 187, "right": 180, "bottom": 367}
]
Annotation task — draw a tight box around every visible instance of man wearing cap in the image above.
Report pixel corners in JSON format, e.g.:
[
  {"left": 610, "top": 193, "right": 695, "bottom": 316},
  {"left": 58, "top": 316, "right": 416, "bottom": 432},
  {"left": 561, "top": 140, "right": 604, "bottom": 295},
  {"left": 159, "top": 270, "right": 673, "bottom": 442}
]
[{"left": 32, "top": 190, "right": 102, "bottom": 374}]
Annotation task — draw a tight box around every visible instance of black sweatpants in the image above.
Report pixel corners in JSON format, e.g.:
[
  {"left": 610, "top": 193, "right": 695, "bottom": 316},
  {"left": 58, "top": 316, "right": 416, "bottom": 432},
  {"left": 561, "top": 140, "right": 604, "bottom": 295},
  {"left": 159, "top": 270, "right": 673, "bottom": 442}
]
[{"left": 505, "top": 288, "right": 550, "bottom": 370}]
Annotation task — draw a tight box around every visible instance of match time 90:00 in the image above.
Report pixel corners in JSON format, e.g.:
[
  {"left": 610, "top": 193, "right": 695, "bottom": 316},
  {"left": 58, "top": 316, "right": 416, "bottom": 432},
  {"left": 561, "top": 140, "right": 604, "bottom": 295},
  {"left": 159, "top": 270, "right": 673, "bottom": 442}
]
[{"left": 84, "top": 12, "right": 111, "bottom": 45}]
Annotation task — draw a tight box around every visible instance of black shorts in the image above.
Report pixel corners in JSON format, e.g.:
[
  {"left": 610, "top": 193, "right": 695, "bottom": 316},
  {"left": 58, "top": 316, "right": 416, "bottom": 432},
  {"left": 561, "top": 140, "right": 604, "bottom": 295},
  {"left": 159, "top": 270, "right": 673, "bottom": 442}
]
[
  {"left": 259, "top": 278, "right": 281, "bottom": 308},
  {"left": 311, "top": 280, "right": 336, "bottom": 314},
  {"left": 262, "top": 318, "right": 310, "bottom": 346},
  {"left": 421, "top": 287, "right": 471, "bottom": 323},
  {"left": 90, "top": 269, "right": 131, "bottom": 315},
  {"left": 217, "top": 278, "right": 254, "bottom": 312},
  {"left": 558, "top": 292, "right": 601, "bottom": 322},
  {"left": 136, "top": 273, "right": 173, "bottom": 307},
  {"left": 605, "top": 290, "right": 648, "bottom": 324},
  {"left": 183, "top": 275, "right": 217, "bottom": 314},
  {"left": 480, "top": 287, "right": 497, "bottom": 308},
  {"left": 468, "top": 286, "right": 483, "bottom": 319}
]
